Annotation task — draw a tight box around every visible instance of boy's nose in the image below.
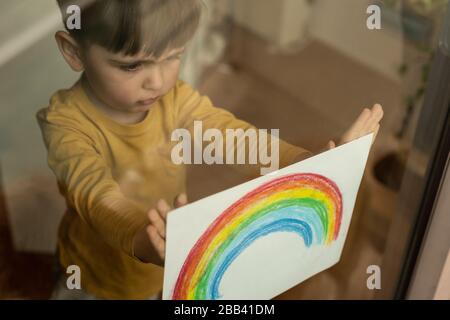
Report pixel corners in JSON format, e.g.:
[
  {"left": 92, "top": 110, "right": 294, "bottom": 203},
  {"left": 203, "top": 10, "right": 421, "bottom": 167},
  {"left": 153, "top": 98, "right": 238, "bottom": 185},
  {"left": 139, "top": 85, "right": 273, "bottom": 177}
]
[{"left": 143, "top": 65, "right": 164, "bottom": 91}]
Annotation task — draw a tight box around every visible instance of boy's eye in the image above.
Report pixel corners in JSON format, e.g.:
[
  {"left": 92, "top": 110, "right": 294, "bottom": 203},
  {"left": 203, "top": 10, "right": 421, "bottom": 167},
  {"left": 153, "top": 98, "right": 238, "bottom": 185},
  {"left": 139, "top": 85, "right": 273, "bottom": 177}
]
[{"left": 119, "top": 63, "right": 142, "bottom": 72}]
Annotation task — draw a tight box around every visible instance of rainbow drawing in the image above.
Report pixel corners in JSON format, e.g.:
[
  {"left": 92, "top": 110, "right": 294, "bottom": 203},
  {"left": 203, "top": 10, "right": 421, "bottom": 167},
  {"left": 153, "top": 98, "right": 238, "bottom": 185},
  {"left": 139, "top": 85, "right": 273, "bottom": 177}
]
[{"left": 171, "top": 173, "right": 343, "bottom": 300}]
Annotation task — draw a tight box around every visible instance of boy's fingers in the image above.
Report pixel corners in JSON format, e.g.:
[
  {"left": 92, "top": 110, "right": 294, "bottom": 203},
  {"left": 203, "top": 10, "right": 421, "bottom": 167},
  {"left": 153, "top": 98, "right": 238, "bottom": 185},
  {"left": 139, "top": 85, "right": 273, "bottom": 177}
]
[
  {"left": 174, "top": 193, "right": 188, "bottom": 208},
  {"left": 341, "top": 107, "right": 371, "bottom": 144},
  {"left": 372, "top": 104, "right": 384, "bottom": 120},
  {"left": 146, "top": 225, "right": 165, "bottom": 259},
  {"left": 352, "top": 107, "right": 372, "bottom": 133},
  {"left": 148, "top": 209, "right": 166, "bottom": 239},
  {"left": 365, "top": 104, "right": 384, "bottom": 133},
  {"left": 372, "top": 124, "right": 380, "bottom": 145},
  {"left": 156, "top": 199, "right": 171, "bottom": 220},
  {"left": 340, "top": 104, "right": 383, "bottom": 145},
  {"left": 328, "top": 140, "right": 336, "bottom": 149},
  {"left": 147, "top": 226, "right": 165, "bottom": 260},
  {"left": 367, "top": 103, "right": 382, "bottom": 121}
]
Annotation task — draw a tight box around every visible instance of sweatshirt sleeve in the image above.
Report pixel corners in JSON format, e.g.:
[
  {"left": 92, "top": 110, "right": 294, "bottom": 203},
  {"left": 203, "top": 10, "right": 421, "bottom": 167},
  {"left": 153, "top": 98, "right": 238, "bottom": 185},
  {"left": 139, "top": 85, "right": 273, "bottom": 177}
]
[
  {"left": 173, "top": 80, "right": 312, "bottom": 176},
  {"left": 36, "top": 109, "right": 147, "bottom": 260}
]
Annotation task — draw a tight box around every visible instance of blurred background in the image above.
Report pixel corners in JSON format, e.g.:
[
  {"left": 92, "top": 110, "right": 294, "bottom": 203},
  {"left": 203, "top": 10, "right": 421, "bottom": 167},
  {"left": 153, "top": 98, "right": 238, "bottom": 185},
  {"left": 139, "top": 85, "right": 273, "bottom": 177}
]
[{"left": 0, "top": 0, "right": 449, "bottom": 299}]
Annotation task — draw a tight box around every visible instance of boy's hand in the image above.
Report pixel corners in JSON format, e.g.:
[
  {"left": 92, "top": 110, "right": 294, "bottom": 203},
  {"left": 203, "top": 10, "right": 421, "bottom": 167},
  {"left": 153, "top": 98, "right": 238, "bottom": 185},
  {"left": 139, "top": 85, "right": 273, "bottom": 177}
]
[
  {"left": 319, "top": 104, "right": 384, "bottom": 153},
  {"left": 133, "top": 193, "right": 188, "bottom": 266},
  {"left": 146, "top": 194, "right": 188, "bottom": 262},
  {"left": 339, "top": 104, "right": 384, "bottom": 146}
]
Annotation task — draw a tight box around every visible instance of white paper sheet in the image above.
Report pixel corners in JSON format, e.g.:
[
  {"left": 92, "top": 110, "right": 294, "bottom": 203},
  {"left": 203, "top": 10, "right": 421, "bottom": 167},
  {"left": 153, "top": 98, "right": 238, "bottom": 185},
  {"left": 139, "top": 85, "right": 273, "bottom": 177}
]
[{"left": 163, "top": 133, "right": 373, "bottom": 300}]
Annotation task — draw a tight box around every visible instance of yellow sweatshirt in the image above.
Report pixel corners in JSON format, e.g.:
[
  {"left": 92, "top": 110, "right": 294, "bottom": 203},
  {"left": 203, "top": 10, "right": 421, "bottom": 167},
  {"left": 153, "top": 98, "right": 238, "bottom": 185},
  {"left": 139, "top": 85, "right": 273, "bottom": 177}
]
[{"left": 36, "top": 79, "right": 311, "bottom": 299}]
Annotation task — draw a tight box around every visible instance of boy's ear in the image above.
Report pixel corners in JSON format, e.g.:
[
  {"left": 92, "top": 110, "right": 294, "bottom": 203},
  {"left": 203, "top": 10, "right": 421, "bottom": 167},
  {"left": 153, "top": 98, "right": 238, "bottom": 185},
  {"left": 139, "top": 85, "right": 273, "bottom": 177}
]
[{"left": 55, "top": 31, "right": 84, "bottom": 72}]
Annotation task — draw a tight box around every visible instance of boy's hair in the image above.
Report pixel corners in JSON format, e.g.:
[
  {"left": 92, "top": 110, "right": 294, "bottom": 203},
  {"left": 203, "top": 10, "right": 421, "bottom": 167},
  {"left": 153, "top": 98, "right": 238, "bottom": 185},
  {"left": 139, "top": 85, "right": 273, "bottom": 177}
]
[{"left": 57, "top": 0, "right": 203, "bottom": 56}]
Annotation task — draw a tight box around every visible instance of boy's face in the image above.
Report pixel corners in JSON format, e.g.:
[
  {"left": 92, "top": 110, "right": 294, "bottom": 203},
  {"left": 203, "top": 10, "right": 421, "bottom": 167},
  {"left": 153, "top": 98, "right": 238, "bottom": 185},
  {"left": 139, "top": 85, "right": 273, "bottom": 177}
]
[{"left": 81, "top": 44, "right": 185, "bottom": 114}]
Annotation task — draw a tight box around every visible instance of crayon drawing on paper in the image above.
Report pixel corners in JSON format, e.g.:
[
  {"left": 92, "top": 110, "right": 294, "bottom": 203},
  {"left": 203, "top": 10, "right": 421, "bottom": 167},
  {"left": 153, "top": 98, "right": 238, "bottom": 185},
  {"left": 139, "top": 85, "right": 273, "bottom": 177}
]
[{"left": 163, "top": 134, "right": 373, "bottom": 300}]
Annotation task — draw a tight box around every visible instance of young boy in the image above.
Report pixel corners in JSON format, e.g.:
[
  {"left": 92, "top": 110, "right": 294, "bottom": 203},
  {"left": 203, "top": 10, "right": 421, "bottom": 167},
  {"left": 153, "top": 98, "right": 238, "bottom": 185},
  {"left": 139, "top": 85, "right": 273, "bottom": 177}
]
[{"left": 38, "top": 0, "right": 383, "bottom": 300}]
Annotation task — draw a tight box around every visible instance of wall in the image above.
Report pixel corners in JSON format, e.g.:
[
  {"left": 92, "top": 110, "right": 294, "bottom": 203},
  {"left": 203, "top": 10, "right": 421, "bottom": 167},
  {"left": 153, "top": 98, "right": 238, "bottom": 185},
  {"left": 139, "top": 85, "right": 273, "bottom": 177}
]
[
  {"left": 230, "top": 0, "right": 404, "bottom": 82},
  {"left": 309, "top": 0, "right": 403, "bottom": 82},
  {"left": 231, "top": 0, "right": 312, "bottom": 48}
]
